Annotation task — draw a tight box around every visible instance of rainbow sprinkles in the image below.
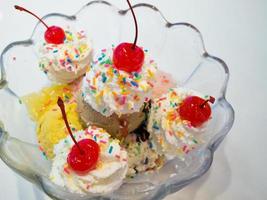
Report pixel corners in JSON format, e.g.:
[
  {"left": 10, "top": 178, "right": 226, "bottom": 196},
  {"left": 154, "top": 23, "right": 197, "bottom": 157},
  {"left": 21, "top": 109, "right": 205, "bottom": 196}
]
[
  {"left": 82, "top": 46, "right": 158, "bottom": 117},
  {"left": 38, "top": 27, "right": 92, "bottom": 83}
]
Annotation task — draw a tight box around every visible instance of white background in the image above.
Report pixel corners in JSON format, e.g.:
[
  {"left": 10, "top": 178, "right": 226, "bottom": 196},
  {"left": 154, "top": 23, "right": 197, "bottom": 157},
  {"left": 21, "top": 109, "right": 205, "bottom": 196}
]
[{"left": 0, "top": 0, "right": 266, "bottom": 199}]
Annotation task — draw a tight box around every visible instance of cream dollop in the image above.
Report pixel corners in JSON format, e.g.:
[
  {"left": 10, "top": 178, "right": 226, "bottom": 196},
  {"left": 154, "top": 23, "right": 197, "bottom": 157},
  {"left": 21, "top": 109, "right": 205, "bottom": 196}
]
[
  {"left": 39, "top": 27, "right": 92, "bottom": 83},
  {"left": 50, "top": 126, "right": 128, "bottom": 194},
  {"left": 147, "top": 87, "right": 211, "bottom": 158},
  {"left": 81, "top": 47, "right": 157, "bottom": 117}
]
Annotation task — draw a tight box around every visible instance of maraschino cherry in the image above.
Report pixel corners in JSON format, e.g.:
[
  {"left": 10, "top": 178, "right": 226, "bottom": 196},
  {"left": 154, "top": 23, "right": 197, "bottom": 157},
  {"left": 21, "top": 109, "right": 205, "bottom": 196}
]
[
  {"left": 57, "top": 97, "right": 99, "bottom": 174},
  {"left": 179, "top": 96, "right": 215, "bottom": 127},
  {"left": 14, "top": 5, "right": 65, "bottom": 44},
  {"left": 112, "top": 0, "right": 144, "bottom": 73}
]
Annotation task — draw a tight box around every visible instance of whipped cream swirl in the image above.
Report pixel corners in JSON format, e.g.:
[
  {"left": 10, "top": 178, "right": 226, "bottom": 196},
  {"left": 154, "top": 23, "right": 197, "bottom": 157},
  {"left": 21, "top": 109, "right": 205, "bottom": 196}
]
[
  {"left": 82, "top": 46, "right": 157, "bottom": 117},
  {"left": 147, "top": 87, "right": 211, "bottom": 158},
  {"left": 39, "top": 27, "right": 92, "bottom": 83},
  {"left": 50, "top": 126, "right": 128, "bottom": 194}
]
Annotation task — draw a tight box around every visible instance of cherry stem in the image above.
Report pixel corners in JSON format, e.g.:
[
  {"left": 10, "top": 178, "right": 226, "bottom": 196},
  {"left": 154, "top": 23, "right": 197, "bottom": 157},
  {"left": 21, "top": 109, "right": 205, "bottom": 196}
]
[
  {"left": 200, "top": 96, "right": 215, "bottom": 108},
  {"left": 57, "top": 97, "right": 84, "bottom": 154},
  {"left": 14, "top": 5, "right": 49, "bottom": 29},
  {"left": 126, "top": 0, "right": 138, "bottom": 49}
]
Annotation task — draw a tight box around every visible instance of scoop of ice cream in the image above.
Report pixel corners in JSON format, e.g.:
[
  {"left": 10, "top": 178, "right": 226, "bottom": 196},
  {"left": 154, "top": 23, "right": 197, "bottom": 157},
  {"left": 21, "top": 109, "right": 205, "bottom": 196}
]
[
  {"left": 121, "top": 133, "right": 165, "bottom": 177},
  {"left": 147, "top": 87, "right": 211, "bottom": 158},
  {"left": 39, "top": 27, "right": 92, "bottom": 84},
  {"left": 37, "top": 102, "right": 83, "bottom": 159},
  {"left": 77, "top": 92, "right": 145, "bottom": 137},
  {"left": 50, "top": 127, "right": 128, "bottom": 194},
  {"left": 22, "top": 84, "right": 83, "bottom": 159},
  {"left": 81, "top": 46, "right": 157, "bottom": 117}
]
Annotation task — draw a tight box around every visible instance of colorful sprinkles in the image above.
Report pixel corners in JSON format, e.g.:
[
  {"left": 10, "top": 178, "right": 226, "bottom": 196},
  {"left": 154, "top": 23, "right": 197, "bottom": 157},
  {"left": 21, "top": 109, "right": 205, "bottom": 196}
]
[
  {"left": 148, "top": 88, "right": 207, "bottom": 157},
  {"left": 83, "top": 46, "right": 157, "bottom": 115},
  {"left": 121, "top": 133, "right": 164, "bottom": 176},
  {"left": 39, "top": 29, "right": 90, "bottom": 73},
  {"left": 108, "top": 146, "right": 113, "bottom": 154}
]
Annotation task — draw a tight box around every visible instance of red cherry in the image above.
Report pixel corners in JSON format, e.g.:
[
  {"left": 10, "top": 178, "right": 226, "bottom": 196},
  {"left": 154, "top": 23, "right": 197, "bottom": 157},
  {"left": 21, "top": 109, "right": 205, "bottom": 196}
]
[
  {"left": 45, "top": 26, "right": 65, "bottom": 44},
  {"left": 57, "top": 97, "right": 100, "bottom": 174},
  {"left": 67, "top": 139, "right": 100, "bottom": 174},
  {"left": 113, "top": 43, "right": 144, "bottom": 73},
  {"left": 14, "top": 5, "right": 65, "bottom": 45},
  {"left": 112, "top": 0, "right": 145, "bottom": 73},
  {"left": 179, "top": 96, "right": 213, "bottom": 127}
]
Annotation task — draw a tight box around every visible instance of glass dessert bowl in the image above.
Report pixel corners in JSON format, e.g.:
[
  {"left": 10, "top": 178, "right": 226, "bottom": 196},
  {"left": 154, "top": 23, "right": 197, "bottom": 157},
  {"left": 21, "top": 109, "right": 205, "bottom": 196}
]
[{"left": 0, "top": 1, "right": 234, "bottom": 200}]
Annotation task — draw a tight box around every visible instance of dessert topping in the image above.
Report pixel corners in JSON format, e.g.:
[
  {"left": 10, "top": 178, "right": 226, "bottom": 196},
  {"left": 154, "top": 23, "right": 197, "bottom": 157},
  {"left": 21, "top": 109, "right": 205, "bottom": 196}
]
[
  {"left": 57, "top": 97, "right": 99, "bottom": 174},
  {"left": 15, "top": 5, "right": 65, "bottom": 44},
  {"left": 179, "top": 96, "right": 215, "bottom": 127},
  {"left": 113, "top": 0, "right": 144, "bottom": 73}
]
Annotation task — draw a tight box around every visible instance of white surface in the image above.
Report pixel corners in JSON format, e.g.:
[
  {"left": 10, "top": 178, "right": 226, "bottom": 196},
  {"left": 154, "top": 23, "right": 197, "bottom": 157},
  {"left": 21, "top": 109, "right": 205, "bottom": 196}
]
[{"left": 0, "top": 0, "right": 266, "bottom": 200}]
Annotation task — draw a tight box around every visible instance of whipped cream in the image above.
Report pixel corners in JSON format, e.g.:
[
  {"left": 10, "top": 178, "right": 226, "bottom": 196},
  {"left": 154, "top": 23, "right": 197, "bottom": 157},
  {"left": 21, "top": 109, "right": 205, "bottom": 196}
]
[
  {"left": 147, "top": 87, "right": 211, "bottom": 158},
  {"left": 50, "top": 126, "right": 128, "bottom": 194},
  {"left": 82, "top": 46, "right": 157, "bottom": 117},
  {"left": 39, "top": 27, "right": 92, "bottom": 83}
]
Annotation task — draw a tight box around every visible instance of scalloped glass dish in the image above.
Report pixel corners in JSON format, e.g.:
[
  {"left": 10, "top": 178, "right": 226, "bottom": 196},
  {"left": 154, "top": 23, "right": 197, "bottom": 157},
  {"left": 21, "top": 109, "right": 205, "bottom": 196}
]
[{"left": 0, "top": 1, "right": 234, "bottom": 200}]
